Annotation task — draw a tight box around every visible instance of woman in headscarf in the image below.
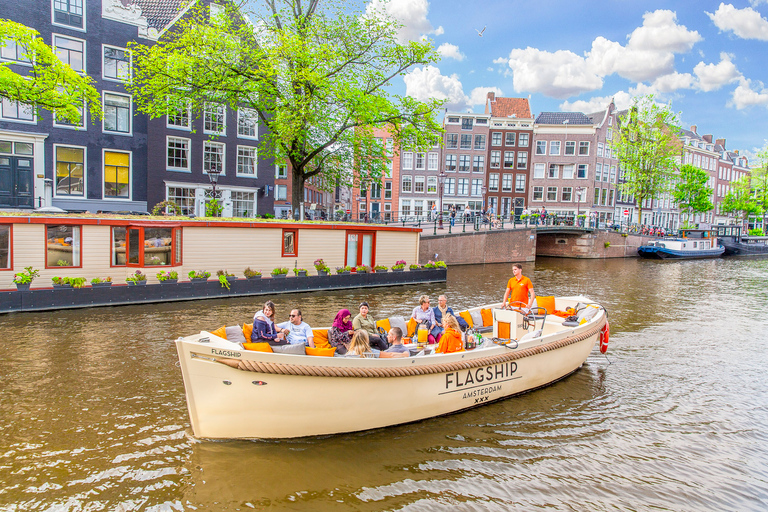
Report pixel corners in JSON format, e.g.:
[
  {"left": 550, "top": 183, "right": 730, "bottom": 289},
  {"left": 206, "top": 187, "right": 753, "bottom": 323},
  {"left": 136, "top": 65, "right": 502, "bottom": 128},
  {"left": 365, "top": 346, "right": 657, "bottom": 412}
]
[
  {"left": 328, "top": 308, "right": 354, "bottom": 355},
  {"left": 252, "top": 300, "right": 287, "bottom": 346}
]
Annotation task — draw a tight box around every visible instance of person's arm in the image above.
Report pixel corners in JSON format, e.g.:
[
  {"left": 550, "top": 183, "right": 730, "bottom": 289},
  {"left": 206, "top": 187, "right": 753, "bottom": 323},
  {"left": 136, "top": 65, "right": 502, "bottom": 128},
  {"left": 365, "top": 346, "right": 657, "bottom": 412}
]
[
  {"left": 428, "top": 309, "right": 437, "bottom": 329},
  {"left": 502, "top": 287, "right": 511, "bottom": 308},
  {"left": 304, "top": 325, "right": 315, "bottom": 348},
  {"left": 352, "top": 315, "right": 362, "bottom": 330},
  {"left": 527, "top": 285, "right": 536, "bottom": 309},
  {"left": 252, "top": 319, "right": 277, "bottom": 341}
]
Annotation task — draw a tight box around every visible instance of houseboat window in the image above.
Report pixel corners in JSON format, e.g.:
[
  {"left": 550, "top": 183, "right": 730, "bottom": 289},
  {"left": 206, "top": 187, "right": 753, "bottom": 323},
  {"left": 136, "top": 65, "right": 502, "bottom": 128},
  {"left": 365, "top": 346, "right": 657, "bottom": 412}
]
[
  {"left": 282, "top": 228, "right": 298, "bottom": 257},
  {"left": 46, "top": 225, "right": 81, "bottom": 268},
  {"left": 112, "top": 226, "right": 181, "bottom": 267},
  {"left": 346, "top": 231, "right": 374, "bottom": 268},
  {"left": 0, "top": 225, "right": 10, "bottom": 269}
]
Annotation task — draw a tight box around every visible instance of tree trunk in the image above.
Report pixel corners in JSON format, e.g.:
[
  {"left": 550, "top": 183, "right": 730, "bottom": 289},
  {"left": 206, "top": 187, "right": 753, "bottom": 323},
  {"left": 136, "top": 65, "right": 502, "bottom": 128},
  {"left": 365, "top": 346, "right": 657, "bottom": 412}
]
[{"left": 291, "top": 165, "right": 305, "bottom": 221}]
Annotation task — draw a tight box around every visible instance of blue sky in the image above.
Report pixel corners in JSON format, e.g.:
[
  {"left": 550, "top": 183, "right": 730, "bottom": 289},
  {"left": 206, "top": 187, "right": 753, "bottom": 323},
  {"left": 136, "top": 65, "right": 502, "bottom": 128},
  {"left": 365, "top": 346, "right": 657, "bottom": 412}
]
[{"left": 368, "top": 0, "right": 768, "bottom": 159}]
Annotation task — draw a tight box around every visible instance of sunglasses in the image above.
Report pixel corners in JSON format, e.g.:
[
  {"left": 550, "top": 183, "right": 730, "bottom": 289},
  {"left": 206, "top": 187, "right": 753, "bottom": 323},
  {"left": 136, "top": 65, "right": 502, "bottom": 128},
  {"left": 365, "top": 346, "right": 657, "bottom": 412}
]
[{"left": 289, "top": 314, "right": 298, "bottom": 318}]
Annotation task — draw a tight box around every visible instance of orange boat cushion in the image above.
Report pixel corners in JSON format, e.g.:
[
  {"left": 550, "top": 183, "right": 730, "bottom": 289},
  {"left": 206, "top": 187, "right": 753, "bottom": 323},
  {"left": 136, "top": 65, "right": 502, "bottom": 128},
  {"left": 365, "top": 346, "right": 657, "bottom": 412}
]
[
  {"left": 242, "top": 342, "right": 273, "bottom": 352},
  {"left": 312, "top": 329, "right": 330, "bottom": 348},
  {"left": 376, "top": 318, "right": 391, "bottom": 333},
  {"left": 537, "top": 296, "right": 556, "bottom": 314},
  {"left": 480, "top": 308, "right": 493, "bottom": 327},
  {"left": 306, "top": 346, "right": 336, "bottom": 357},
  {"left": 459, "top": 311, "right": 473, "bottom": 328},
  {"left": 498, "top": 321, "right": 511, "bottom": 339},
  {"left": 209, "top": 326, "right": 227, "bottom": 339},
  {"left": 242, "top": 323, "right": 253, "bottom": 341}
]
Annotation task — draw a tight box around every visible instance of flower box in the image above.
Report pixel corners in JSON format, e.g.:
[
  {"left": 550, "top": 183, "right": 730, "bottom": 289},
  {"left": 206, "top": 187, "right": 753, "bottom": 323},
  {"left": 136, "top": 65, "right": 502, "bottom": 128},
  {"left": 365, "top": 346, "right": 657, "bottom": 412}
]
[
  {"left": 190, "top": 278, "right": 209, "bottom": 283},
  {"left": 296, "top": 270, "right": 308, "bottom": 277},
  {"left": 91, "top": 282, "right": 113, "bottom": 288},
  {"left": 52, "top": 283, "right": 72, "bottom": 289},
  {"left": 271, "top": 273, "right": 287, "bottom": 278},
  {"left": 246, "top": 275, "right": 262, "bottom": 280},
  {"left": 392, "top": 268, "right": 404, "bottom": 272},
  {"left": 159, "top": 279, "right": 178, "bottom": 284},
  {"left": 128, "top": 281, "right": 147, "bottom": 286},
  {"left": 317, "top": 270, "right": 328, "bottom": 277},
  {"left": 15, "top": 283, "right": 30, "bottom": 291}
]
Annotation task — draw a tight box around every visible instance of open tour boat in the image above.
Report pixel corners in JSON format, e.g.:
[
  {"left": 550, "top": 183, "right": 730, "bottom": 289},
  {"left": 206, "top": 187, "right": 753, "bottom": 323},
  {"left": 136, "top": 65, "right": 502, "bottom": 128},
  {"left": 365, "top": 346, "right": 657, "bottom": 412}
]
[{"left": 174, "top": 296, "right": 608, "bottom": 439}]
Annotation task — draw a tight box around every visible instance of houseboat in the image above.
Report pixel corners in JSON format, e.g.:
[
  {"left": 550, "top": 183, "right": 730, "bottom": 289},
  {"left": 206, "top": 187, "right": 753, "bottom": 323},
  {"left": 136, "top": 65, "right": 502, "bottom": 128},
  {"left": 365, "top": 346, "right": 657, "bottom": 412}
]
[
  {"left": 637, "top": 228, "right": 724, "bottom": 259},
  {"left": 716, "top": 225, "right": 768, "bottom": 257}
]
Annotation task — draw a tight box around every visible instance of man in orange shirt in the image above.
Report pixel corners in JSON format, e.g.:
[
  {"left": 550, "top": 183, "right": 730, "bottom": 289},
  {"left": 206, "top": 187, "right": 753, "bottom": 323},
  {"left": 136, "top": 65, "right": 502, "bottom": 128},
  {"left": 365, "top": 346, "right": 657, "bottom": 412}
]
[{"left": 502, "top": 263, "right": 535, "bottom": 311}]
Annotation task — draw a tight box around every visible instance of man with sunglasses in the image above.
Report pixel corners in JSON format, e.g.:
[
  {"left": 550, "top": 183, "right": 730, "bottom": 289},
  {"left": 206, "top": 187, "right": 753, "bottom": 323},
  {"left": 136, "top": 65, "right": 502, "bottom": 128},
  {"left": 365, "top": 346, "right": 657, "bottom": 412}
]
[{"left": 276, "top": 309, "right": 315, "bottom": 347}]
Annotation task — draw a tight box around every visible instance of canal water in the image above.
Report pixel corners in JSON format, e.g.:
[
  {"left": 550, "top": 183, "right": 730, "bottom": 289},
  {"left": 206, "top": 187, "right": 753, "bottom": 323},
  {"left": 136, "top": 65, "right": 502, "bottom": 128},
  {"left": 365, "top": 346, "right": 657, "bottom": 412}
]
[{"left": 1, "top": 257, "right": 767, "bottom": 511}]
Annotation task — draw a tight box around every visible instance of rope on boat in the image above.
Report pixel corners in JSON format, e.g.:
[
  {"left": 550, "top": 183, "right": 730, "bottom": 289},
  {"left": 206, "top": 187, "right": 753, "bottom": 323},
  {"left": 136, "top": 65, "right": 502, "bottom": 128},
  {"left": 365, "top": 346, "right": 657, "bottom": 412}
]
[{"left": 216, "top": 317, "right": 606, "bottom": 378}]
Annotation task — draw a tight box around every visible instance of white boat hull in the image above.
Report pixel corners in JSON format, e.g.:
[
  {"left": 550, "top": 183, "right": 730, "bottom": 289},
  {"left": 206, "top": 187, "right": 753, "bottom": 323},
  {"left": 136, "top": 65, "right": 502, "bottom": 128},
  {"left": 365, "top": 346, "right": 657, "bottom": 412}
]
[{"left": 175, "top": 298, "right": 606, "bottom": 439}]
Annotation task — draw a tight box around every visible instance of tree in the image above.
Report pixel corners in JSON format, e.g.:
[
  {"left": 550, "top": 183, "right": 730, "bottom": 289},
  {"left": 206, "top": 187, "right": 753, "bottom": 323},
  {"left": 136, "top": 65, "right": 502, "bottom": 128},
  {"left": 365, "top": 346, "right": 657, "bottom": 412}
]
[
  {"left": 614, "top": 95, "right": 681, "bottom": 224},
  {"left": 127, "top": 0, "right": 444, "bottom": 216},
  {"left": 752, "top": 145, "right": 768, "bottom": 230},
  {"left": 672, "top": 164, "right": 713, "bottom": 227},
  {"left": 0, "top": 20, "right": 101, "bottom": 124},
  {"left": 720, "top": 176, "right": 758, "bottom": 226}
]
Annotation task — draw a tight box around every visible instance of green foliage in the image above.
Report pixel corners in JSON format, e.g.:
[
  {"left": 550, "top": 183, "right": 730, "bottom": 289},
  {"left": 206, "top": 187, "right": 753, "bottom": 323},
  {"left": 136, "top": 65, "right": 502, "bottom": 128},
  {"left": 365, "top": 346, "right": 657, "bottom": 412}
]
[
  {"left": 205, "top": 198, "right": 223, "bottom": 217},
  {"left": 127, "top": 0, "right": 444, "bottom": 213},
  {"left": 672, "top": 164, "right": 714, "bottom": 225},
  {"left": 156, "top": 270, "right": 178, "bottom": 281},
  {"left": 243, "top": 267, "right": 262, "bottom": 278},
  {"left": 125, "top": 271, "right": 147, "bottom": 283},
  {"left": 293, "top": 268, "right": 308, "bottom": 275},
  {"left": 151, "top": 200, "right": 182, "bottom": 216},
  {"left": 218, "top": 274, "right": 231, "bottom": 289},
  {"left": 0, "top": 20, "right": 102, "bottom": 124},
  {"left": 271, "top": 267, "right": 289, "bottom": 275},
  {"left": 721, "top": 176, "right": 758, "bottom": 224},
  {"left": 12, "top": 266, "right": 39, "bottom": 284},
  {"left": 614, "top": 95, "right": 681, "bottom": 222},
  {"left": 748, "top": 228, "right": 764, "bottom": 236},
  {"left": 188, "top": 270, "right": 211, "bottom": 279}
]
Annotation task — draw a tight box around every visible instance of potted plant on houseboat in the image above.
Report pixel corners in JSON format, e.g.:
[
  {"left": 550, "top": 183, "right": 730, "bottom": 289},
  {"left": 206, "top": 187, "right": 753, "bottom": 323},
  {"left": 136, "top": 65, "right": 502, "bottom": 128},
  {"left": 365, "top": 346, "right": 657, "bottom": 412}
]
[
  {"left": 188, "top": 270, "right": 211, "bottom": 283},
  {"left": 355, "top": 264, "right": 369, "bottom": 274},
  {"left": 12, "top": 266, "right": 40, "bottom": 291},
  {"left": 271, "top": 267, "right": 289, "bottom": 278},
  {"left": 243, "top": 267, "right": 261, "bottom": 280},
  {"left": 373, "top": 264, "right": 388, "bottom": 273},
  {"left": 66, "top": 277, "right": 88, "bottom": 288},
  {"left": 435, "top": 260, "right": 447, "bottom": 269},
  {"left": 51, "top": 276, "right": 70, "bottom": 289},
  {"left": 90, "top": 277, "right": 113, "bottom": 288},
  {"left": 217, "top": 270, "right": 237, "bottom": 282},
  {"left": 157, "top": 270, "right": 178, "bottom": 284},
  {"left": 314, "top": 259, "right": 330, "bottom": 276},
  {"left": 335, "top": 266, "right": 352, "bottom": 275},
  {"left": 391, "top": 260, "right": 406, "bottom": 272},
  {"left": 126, "top": 270, "right": 147, "bottom": 286},
  {"left": 409, "top": 263, "right": 421, "bottom": 271},
  {"left": 423, "top": 261, "right": 436, "bottom": 269},
  {"left": 293, "top": 268, "right": 308, "bottom": 277}
]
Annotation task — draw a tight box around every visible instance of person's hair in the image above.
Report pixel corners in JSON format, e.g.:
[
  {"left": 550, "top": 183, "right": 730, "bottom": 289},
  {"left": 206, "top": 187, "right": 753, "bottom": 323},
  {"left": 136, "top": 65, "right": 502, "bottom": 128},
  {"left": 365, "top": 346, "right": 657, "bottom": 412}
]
[
  {"left": 292, "top": 308, "right": 302, "bottom": 319},
  {"left": 512, "top": 263, "right": 523, "bottom": 271},
  {"left": 348, "top": 330, "right": 371, "bottom": 356},
  {"left": 264, "top": 300, "right": 276, "bottom": 320},
  {"left": 389, "top": 327, "right": 403, "bottom": 342},
  {"left": 443, "top": 314, "right": 460, "bottom": 331},
  {"left": 419, "top": 294, "right": 430, "bottom": 305},
  {"left": 438, "top": 295, "right": 447, "bottom": 301},
  {"left": 359, "top": 301, "right": 369, "bottom": 309}
]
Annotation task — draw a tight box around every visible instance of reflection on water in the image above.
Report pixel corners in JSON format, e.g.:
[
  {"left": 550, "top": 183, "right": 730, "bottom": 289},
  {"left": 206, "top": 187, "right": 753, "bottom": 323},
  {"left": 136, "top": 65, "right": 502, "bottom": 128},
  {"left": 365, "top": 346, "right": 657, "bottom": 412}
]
[{"left": 1, "top": 257, "right": 767, "bottom": 510}]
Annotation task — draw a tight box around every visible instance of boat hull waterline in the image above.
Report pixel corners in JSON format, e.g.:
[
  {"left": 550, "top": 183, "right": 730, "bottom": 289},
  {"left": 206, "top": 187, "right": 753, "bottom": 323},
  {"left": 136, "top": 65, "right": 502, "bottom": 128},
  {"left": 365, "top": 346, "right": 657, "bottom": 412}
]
[{"left": 175, "top": 301, "right": 606, "bottom": 439}]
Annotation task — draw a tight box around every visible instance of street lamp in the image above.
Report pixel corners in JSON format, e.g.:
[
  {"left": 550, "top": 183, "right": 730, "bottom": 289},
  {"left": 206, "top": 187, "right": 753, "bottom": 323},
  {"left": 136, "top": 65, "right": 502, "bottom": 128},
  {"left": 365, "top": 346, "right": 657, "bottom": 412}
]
[
  {"left": 438, "top": 170, "right": 447, "bottom": 229},
  {"left": 207, "top": 168, "right": 221, "bottom": 198},
  {"left": 576, "top": 186, "right": 585, "bottom": 226}
]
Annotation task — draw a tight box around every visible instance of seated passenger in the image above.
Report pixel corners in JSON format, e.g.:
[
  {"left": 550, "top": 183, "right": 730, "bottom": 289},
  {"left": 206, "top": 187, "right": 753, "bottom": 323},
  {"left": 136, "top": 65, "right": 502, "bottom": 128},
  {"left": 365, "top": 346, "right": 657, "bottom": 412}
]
[
  {"left": 276, "top": 308, "right": 314, "bottom": 347},
  {"left": 328, "top": 309, "right": 354, "bottom": 355},
  {"left": 432, "top": 295, "right": 468, "bottom": 340},
  {"left": 346, "top": 330, "right": 372, "bottom": 357},
  {"left": 252, "top": 300, "right": 287, "bottom": 346},
  {"left": 381, "top": 327, "right": 409, "bottom": 358},
  {"left": 435, "top": 314, "right": 464, "bottom": 354},
  {"left": 352, "top": 301, "right": 388, "bottom": 351},
  {"left": 411, "top": 295, "right": 438, "bottom": 344}
]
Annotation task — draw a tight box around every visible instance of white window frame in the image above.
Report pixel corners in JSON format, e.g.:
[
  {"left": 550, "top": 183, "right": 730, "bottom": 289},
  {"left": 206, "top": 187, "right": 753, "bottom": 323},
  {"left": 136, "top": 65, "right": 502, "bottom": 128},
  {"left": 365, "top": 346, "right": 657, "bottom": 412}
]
[
  {"left": 237, "top": 108, "right": 259, "bottom": 139},
  {"left": 489, "top": 173, "right": 499, "bottom": 192},
  {"left": 457, "top": 178, "right": 469, "bottom": 195},
  {"left": 549, "top": 141, "right": 561, "bottom": 155},
  {"left": 490, "top": 151, "right": 501, "bottom": 168},
  {"left": 491, "top": 132, "right": 502, "bottom": 146},
  {"left": 166, "top": 136, "right": 191, "bottom": 172},
  {"left": 402, "top": 152, "right": 413, "bottom": 170},
  {"left": 53, "top": 34, "right": 85, "bottom": 73},
  {"left": 579, "top": 141, "right": 590, "bottom": 156},
  {"left": 458, "top": 154, "right": 470, "bottom": 173},
  {"left": 564, "top": 141, "right": 576, "bottom": 155},
  {"left": 562, "top": 164, "right": 574, "bottom": 179},
  {"left": 204, "top": 103, "right": 226, "bottom": 135},
  {"left": 471, "top": 178, "right": 483, "bottom": 196},
  {"left": 446, "top": 134, "right": 458, "bottom": 149},
  {"left": 562, "top": 187, "right": 573, "bottom": 202},
  {"left": 53, "top": 144, "right": 86, "bottom": 198},
  {"left": 428, "top": 152, "right": 438, "bottom": 171},
  {"left": 546, "top": 186, "right": 558, "bottom": 201},
  {"left": 532, "top": 186, "right": 543, "bottom": 201},
  {"left": 501, "top": 173, "right": 513, "bottom": 192},
  {"left": 102, "top": 44, "right": 131, "bottom": 82},
  {"left": 535, "top": 140, "right": 546, "bottom": 155},
  {"left": 518, "top": 133, "right": 529, "bottom": 147},
  {"left": 102, "top": 91, "right": 132, "bottom": 136},
  {"left": 275, "top": 164, "right": 288, "bottom": 179},
  {"left": 504, "top": 151, "right": 515, "bottom": 168},
  {"left": 231, "top": 190, "right": 256, "bottom": 218},
  {"left": 533, "top": 163, "right": 545, "bottom": 179},
  {"left": 444, "top": 154, "right": 456, "bottom": 172},
  {"left": 166, "top": 100, "right": 191, "bottom": 130},
  {"left": 236, "top": 145, "right": 257, "bottom": 176},
  {"left": 444, "top": 178, "right": 455, "bottom": 195},
  {"left": 0, "top": 39, "right": 32, "bottom": 65},
  {"left": 53, "top": 97, "right": 86, "bottom": 130},
  {"left": 401, "top": 175, "right": 412, "bottom": 193},
  {"left": 203, "top": 141, "right": 226, "bottom": 176},
  {"left": 505, "top": 132, "right": 516, "bottom": 146},
  {"left": 517, "top": 151, "right": 527, "bottom": 169},
  {"left": 415, "top": 153, "right": 426, "bottom": 170},
  {"left": 472, "top": 155, "right": 484, "bottom": 173},
  {"left": 515, "top": 174, "right": 526, "bottom": 193},
  {"left": 414, "top": 175, "right": 425, "bottom": 193},
  {"left": 52, "top": 0, "right": 86, "bottom": 32},
  {"left": 1, "top": 98, "right": 36, "bottom": 124},
  {"left": 578, "top": 164, "right": 588, "bottom": 179},
  {"left": 102, "top": 148, "right": 132, "bottom": 201},
  {"left": 427, "top": 176, "right": 437, "bottom": 194}
]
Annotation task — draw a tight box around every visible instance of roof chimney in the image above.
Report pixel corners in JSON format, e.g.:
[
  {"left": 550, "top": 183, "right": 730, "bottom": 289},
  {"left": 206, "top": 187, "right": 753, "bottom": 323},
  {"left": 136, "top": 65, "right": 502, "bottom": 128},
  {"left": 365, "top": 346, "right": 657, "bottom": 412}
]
[
  {"left": 734, "top": 149, "right": 739, "bottom": 155},
  {"left": 690, "top": 125, "right": 697, "bottom": 134},
  {"left": 487, "top": 91, "right": 496, "bottom": 102},
  {"left": 716, "top": 138, "right": 726, "bottom": 149},
  {"left": 703, "top": 134, "right": 713, "bottom": 143}
]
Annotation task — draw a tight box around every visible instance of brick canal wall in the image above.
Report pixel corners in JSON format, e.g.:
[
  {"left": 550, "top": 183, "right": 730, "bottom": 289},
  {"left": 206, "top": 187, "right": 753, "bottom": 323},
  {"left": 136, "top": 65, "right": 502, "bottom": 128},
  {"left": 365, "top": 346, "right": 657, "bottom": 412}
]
[
  {"left": 419, "top": 228, "right": 537, "bottom": 265},
  {"left": 536, "top": 231, "right": 644, "bottom": 258}
]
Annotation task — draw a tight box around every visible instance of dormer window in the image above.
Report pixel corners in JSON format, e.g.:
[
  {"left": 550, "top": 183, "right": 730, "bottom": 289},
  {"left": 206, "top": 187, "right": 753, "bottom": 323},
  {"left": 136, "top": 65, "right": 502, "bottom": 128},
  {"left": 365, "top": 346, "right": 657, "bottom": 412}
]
[{"left": 53, "top": 0, "right": 84, "bottom": 29}]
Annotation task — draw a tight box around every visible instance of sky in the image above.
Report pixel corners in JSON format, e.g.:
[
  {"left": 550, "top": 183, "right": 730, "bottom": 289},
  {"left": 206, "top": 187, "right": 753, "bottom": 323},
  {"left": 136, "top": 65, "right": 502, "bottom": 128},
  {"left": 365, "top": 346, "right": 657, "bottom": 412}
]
[{"left": 366, "top": 0, "right": 768, "bottom": 159}]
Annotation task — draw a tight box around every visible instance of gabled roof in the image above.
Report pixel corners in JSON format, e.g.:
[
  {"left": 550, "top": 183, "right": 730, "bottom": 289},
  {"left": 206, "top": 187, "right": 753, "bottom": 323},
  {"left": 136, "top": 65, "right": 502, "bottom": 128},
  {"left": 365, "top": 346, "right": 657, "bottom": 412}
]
[
  {"left": 487, "top": 97, "right": 531, "bottom": 119},
  {"left": 679, "top": 128, "right": 704, "bottom": 141},
  {"left": 131, "top": 0, "right": 188, "bottom": 31},
  {"left": 535, "top": 112, "right": 592, "bottom": 125}
]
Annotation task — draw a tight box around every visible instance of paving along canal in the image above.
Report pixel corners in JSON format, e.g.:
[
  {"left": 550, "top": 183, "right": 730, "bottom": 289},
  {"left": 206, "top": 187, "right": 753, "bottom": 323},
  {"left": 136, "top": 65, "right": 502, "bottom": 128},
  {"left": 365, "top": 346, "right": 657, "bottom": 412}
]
[{"left": 1, "top": 257, "right": 767, "bottom": 511}]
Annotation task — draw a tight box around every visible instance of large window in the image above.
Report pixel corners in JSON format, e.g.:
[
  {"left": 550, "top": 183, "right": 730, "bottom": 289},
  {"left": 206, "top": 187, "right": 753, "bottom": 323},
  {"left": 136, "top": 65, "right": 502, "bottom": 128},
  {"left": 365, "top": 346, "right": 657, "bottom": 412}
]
[
  {"left": 458, "top": 155, "right": 470, "bottom": 172},
  {"left": 547, "top": 187, "right": 557, "bottom": 201},
  {"left": 414, "top": 176, "right": 425, "bottom": 193},
  {"left": 445, "top": 154, "right": 456, "bottom": 171},
  {"left": 167, "top": 186, "right": 195, "bottom": 215},
  {"left": 1, "top": 39, "right": 31, "bottom": 63},
  {"left": 275, "top": 184, "right": 287, "bottom": 200},
  {"left": 516, "top": 174, "right": 526, "bottom": 193},
  {"left": 489, "top": 173, "right": 499, "bottom": 192},
  {"left": 402, "top": 152, "right": 413, "bottom": 170},
  {"left": 533, "top": 163, "right": 545, "bottom": 179},
  {"left": 0, "top": 224, "right": 10, "bottom": 269},
  {"left": 565, "top": 141, "right": 576, "bottom": 155},
  {"left": 55, "top": 146, "right": 84, "bottom": 196},
  {"left": 517, "top": 151, "right": 528, "bottom": 169},
  {"left": 579, "top": 141, "right": 590, "bottom": 155},
  {"left": 113, "top": 226, "right": 182, "bottom": 267},
  {"left": 504, "top": 151, "right": 515, "bottom": 168},
  {"left": 562, "top": 187, "right": 573, "bottom": 202},
  {"left": 505, "top": 133, "right": 516, "bottom": 146},
  {"left": 562, "top": 164, "right": 574, "bottom": 179},
  {"left": 53, "top": 0, "right": 84, "bottom": 28},
  {"left": 167, "top": 137, "right": 190, "bottom": 171},
  {"left": 535, "top": 140, "right": 546, "bottom": 155},
  {"left": 444, "top": 178, "right": 455, "bottom": 195},
  {"left": 428, "top": 152, "right": 438, "bottom": 170},
  {"left": 502, "top": 174, "right": 513, "bottom": 192},
  {"left": 402, "top": 175, "right": 412, "bottom": 193},
  {"left": 237, "top": 108, "right": 258, "bottom": 138},
  {"left": 46, "top": 225, "right": 81, "bottom": 268},
  {"left": 518, "top": 133, "right": 529, "bottom": 147},
  {"left": 548, "top": 164, "right": 559, "bottom": 179},
  {"left": 578, "top": 164, "right": 588, "bottom": 179},
  {"left": 103, "top": 93, "right": 131, "bottom": 134},
  {"left": 232, "top": 191, "right": 255, "bottom": 217},
  {"left": 427, "top": 176, "right": 437, "bottom": 194},
  {"left": 457, "top": 178, "right": 469, "bottom": 195},
  {"left": 103, "top": 46, "right": 130, "bottom": 81},
  {"left": 472, "top": 155, "right": 484, "bottom": 173},
  {"left": 103, "top": 150, "right": 130, "bottom": 198},
  {"left": 490, "top": 151, "right": 500, "bottom": 168},
  {"left": 237, "top": 146, "right": 257, "bottom": 176},
  {"left": 204, "top": 103, "right": 226, "bottom": 134},
  {"left": 492, "top": 132, "right": 502, "bottom": 146},
  {"left": 283, "top": 228, "right": 298, "bottom": 257},
  {"left": 1, "top": 99, "right": 34, "bottom": 122},
  {"left": 415, "top": 153, "right": 426, "bottom": 170},
  {"left": 461, "top": 118, "right": 473, "bottom": 130},
  {"left": 54, "top": 35, "right": 84, "bottom": 72},
  {"left": 203, "top": 141, "right": 225, "bottom": 174},
  {"left": 471, "top": 179, "right": 483, "bottom": 196},
  {"left": 549, "top": 141, "right": 561, "bottom": 155},
  {"left": 446, "top": 134, "right": 458, "bottom": 149},
  {"left": 474, "top": 134, "right": 486, "bottom": 150},
  {"left": 533, "top": 186, "right": 543, "bottom": 201},
  {"left": 167, "top": 101, "right": 190, "bottom": 129},
  {"left": 460, "top": 134, "right": 472, "bottom": 150}
]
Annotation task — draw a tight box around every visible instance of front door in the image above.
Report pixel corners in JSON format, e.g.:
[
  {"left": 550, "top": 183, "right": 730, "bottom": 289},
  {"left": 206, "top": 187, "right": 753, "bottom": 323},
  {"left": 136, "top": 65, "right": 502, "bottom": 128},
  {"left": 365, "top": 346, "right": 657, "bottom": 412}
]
[
  {"left": 0, "top": 156, "right": 34, "bottom": 208},
  {"left": 346, "top": 231, "right": 375, "bottom": 268}
]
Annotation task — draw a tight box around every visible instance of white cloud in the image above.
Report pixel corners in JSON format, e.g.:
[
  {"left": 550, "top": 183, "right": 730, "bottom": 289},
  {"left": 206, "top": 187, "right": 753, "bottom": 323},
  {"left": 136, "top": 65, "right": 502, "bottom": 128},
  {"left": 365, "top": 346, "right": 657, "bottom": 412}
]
[
  {"left": 730, "top": 78, "right": 768, "bottom": 109},
  {"left": 559, "top": 91, "right": 635, "bottom": 113},
  {"left": 404, "top": 66, "right": 469, "bottom": 110},
  {"left": 468, "top": 87, "right": 503, "bottom": 107},
  {"left": 366, "top": 0, "right": 442, "bottom": 43},
  {"left": 627, "top": 10, "right": 702, "bottom": 53},
  {"left": 693, "top": 53, "right": 742, "bottom": 92},
  {"left": 651, "top": 72, "right": 695, "bottom": 93},
  {"left": 506, "top": 47, "right": 603, "bottom": 99},
  {"left": 707, "top": 3, "right": 768, "bottom": 41},
  {"left": 587, "top": 36, "right": 676, "bottom": 83},
  {"left": 437, "top": 43, "right": 465, "bottom": 61}
]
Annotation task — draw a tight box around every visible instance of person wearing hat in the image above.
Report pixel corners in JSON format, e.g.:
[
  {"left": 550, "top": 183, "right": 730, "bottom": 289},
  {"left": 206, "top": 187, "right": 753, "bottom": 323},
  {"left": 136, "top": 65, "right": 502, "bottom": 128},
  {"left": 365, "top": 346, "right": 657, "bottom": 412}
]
[{"left": 352, "top": 301, "right": 389, "bottom": 351}]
